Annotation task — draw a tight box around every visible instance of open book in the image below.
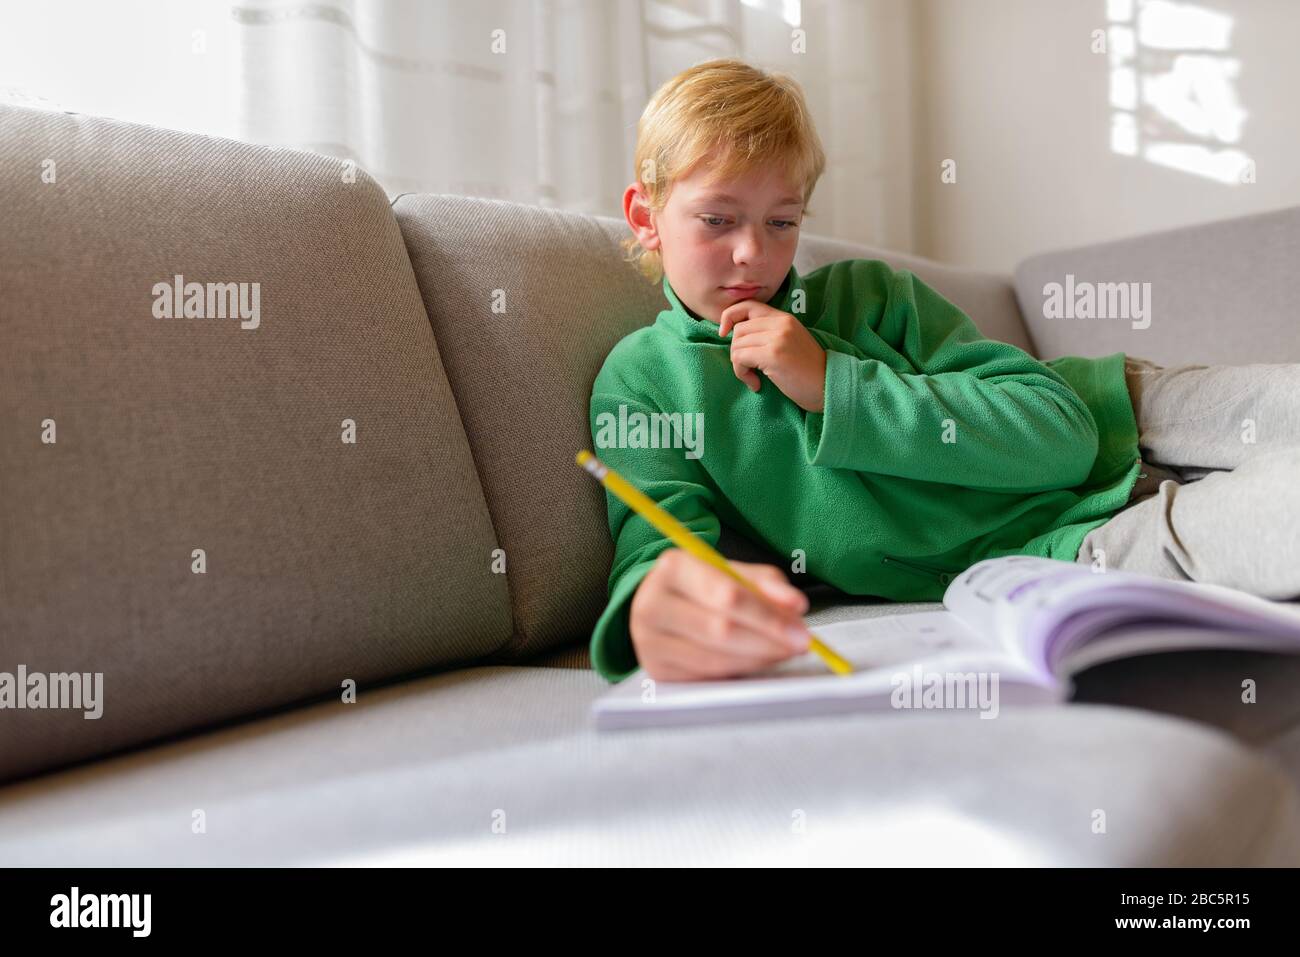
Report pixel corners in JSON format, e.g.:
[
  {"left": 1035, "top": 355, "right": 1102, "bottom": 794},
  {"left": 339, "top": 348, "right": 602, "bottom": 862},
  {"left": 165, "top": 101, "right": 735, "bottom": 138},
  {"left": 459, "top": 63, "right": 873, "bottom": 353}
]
[{"left": 592, "top": 555, "right": 1300, "bottom": 730}]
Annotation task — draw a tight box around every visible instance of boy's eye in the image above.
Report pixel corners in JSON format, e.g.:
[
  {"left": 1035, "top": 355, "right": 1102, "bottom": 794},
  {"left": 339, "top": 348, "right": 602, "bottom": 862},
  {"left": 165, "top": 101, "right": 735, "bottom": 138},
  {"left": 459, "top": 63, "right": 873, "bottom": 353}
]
[{"left": 699, "top": 217, "right": 799, "bottom": 229}]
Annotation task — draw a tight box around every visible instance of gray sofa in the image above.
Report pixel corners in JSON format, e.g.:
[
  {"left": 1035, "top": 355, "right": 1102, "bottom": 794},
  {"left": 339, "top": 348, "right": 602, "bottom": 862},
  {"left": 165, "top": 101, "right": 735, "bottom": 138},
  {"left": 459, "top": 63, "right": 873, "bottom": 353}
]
[{"left": 3, "top": 102, "right": 1299, "bottom": 866}]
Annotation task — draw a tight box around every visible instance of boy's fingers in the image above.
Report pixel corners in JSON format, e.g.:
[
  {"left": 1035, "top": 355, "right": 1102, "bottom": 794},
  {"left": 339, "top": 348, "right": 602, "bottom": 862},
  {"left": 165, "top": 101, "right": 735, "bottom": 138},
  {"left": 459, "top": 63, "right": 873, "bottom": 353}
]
[
  {"left": 730, "top": 352, "right": 763, "bottom": 391},
  {"left": 717, "top": 561, "right": 804, "bottom": 606},
  {"left": 667, "top": 557, "right": 808, "bottom": 652},
  {"left": 719, "top": 302, "right": 775, "bottom": 337},
  {"left": 651, "top": 592, "right": 789, "bottom": 673},
  {"left": 730, "top": 341, "right": 772, "bottom": 392},
  {"left": 718, "top": 304, "right": 751, "bottom": 337},
  {"left": 730, "top": 360, "right": 759, "bottom": 390},
  {"left": 759, "top": 581, "right": 809, "bottom": 615},
  {"left": 653, "top": 632, "right": 761, "bottom": 681},
  {"left": 741, "top": 564, "right": 809, "bottom": 614}
]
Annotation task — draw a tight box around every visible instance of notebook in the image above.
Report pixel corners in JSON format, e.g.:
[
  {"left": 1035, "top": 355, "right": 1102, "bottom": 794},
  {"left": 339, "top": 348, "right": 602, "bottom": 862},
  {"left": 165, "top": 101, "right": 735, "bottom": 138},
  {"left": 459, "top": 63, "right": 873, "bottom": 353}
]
[{"left": 592, "top": 555, "right": 1300, "bottom": 730}]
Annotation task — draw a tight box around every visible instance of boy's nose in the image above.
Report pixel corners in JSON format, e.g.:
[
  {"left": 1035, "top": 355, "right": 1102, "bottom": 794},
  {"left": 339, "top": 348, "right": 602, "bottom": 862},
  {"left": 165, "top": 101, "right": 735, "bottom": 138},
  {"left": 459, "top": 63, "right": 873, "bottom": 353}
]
[{"left": 733, "top": 228, "right": 767, "bottom": 266}]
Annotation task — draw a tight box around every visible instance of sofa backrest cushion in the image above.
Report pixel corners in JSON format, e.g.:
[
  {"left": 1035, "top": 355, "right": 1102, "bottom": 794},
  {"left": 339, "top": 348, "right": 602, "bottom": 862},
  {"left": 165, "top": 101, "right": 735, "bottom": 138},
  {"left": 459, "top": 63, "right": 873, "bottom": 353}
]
[
  {"left": 0, "top": 106, "right": 511, "bottom": 783},
  {"left": 394, "top": 196, "right": 664, "bottom": 662},
  {"left": 1014, "top": 205, "right": 1300, "bottom": 365}
]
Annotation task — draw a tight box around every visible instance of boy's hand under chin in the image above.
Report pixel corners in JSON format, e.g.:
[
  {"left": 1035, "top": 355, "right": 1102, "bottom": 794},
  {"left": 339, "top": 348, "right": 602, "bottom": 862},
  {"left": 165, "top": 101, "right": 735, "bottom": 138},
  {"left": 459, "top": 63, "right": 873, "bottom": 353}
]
[{"left": 717, "top": 300, "right": 827, "bottom": 413}]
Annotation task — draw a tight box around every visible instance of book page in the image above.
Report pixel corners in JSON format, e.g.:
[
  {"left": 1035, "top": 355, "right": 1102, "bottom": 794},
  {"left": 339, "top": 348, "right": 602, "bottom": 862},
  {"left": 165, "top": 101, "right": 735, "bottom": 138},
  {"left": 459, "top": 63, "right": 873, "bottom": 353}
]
[
  {"left": 763, "top": 609, "right": 1002, "bottom": 679},
  {"left": 942, "top": 556, "right": 1084, "bottom": 660},
  {"left": 596, "top": 611, "right": 1037, "bottom": 716},
  {"left": 944, "top": 556, "right": 1300, "bottom": 679}
]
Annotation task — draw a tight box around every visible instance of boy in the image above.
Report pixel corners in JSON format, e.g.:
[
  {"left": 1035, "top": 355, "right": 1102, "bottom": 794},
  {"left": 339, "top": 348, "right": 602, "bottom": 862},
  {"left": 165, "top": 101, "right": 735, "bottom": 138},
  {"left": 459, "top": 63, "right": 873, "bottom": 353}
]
[{"left": 590, "top": 58, "right": 1300, "bottom": 684}]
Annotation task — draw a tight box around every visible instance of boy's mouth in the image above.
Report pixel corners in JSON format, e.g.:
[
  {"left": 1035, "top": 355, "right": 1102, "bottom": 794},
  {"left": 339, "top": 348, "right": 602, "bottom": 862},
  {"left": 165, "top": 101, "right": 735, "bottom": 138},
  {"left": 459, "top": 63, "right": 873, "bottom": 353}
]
[{"left": 721, "top": 283, "right": 763, "bottom": 298}]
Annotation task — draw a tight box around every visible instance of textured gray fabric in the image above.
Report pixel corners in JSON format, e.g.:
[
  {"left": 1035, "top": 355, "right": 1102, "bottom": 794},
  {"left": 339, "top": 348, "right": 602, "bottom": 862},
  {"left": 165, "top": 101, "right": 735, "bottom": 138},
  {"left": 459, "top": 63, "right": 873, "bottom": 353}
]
[
  {"left": 393, "top": 195, "right": 667, "bottom": 663},
  {"left": 0, "top": 105, "right": 511, "bottom": 784},
  {"left": 1014, "top": 205, "right": 1300, "bottom": 366},
  {"left": 0, "top": 663, "right": 1296, "bottom": 866},
  {"left": 393, "top": 194, "right": 1035, "bottom": 664}
]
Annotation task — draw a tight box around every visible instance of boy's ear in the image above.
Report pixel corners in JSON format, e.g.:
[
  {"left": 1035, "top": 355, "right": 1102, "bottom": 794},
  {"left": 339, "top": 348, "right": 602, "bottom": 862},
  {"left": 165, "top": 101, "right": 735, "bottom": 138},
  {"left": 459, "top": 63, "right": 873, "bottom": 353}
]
[{"left": 623, "top": 181, "right": 661, "bottom": 252}]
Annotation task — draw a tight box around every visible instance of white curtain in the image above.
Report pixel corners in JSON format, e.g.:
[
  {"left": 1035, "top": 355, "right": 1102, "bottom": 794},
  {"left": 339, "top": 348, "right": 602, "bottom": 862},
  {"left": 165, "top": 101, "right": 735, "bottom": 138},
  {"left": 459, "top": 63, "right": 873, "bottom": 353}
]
[{"left": 0, "top": 0, "right": 916, "bottom": 250}]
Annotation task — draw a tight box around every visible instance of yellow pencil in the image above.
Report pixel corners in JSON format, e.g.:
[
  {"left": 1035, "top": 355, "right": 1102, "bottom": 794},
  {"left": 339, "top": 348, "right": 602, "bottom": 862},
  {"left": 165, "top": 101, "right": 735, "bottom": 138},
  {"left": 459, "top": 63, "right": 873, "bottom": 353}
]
[{"left": 576, "top": 449, "right": 854, "bottom": 676}]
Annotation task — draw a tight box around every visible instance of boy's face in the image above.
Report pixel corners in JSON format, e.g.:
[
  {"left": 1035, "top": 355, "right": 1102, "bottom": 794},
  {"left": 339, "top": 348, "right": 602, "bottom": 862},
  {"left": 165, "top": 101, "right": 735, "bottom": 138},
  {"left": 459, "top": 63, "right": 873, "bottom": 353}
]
[{"left": 626, "top": 153, "right": 804, "bottom": 324}]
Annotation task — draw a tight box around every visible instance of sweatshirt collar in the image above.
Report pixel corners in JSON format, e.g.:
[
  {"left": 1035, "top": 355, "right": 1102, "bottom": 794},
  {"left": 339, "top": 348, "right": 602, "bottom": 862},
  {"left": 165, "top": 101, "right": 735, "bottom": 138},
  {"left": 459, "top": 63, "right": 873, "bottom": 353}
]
[{"left": 658, "top": 264, "right": 806, "bottom": 344}]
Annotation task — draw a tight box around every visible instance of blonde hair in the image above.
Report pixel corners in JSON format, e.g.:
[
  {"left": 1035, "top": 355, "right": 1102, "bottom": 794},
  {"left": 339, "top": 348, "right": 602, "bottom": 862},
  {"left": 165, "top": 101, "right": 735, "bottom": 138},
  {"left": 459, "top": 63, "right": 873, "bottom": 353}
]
[{"left": 622, "top": 58, "right": 827, "bottom": 284}]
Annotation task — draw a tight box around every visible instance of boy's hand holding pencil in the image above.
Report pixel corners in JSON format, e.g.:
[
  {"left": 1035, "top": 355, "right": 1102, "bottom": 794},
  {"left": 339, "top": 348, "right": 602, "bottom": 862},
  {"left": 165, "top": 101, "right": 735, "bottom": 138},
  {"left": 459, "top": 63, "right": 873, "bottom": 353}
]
[
  {"left": 629, "top": 550, "right": 815, "bottom": 681},
  {"left": 577, "top": 450, "right": 853, "bottom": 681}
]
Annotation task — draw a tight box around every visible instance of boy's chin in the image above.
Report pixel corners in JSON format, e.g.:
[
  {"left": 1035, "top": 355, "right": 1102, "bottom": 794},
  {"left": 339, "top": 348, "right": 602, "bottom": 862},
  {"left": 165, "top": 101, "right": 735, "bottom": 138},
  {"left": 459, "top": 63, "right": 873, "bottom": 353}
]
[{"left": 683, "top": 299, "right": 721, "bottom": 324}]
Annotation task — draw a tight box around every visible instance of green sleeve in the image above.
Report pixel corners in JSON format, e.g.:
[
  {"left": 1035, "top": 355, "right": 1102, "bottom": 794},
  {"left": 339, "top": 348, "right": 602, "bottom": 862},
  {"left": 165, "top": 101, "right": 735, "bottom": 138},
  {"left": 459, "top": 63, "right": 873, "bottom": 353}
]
[
  {"left": 588, "top": 393, "right": 723, "bottom": 683},
  {"left": 801, "top": 268, "right": 1100, "bottom": 491}
]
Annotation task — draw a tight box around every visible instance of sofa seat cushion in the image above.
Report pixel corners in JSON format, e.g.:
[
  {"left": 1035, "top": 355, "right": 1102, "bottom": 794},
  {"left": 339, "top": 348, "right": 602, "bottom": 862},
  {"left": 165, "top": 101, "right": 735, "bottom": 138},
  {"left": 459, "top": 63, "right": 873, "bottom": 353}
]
[{"left": 0, "top": 662, "right": 1295, "bottom": 866}]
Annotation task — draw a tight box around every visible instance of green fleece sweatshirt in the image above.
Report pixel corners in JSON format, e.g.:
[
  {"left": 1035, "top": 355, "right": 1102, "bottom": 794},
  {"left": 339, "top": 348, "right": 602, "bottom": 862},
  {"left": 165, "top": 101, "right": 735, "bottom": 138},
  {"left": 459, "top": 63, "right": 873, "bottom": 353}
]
[{"left": 588, "top": 258, "right": 1142, "bottom": 682}]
